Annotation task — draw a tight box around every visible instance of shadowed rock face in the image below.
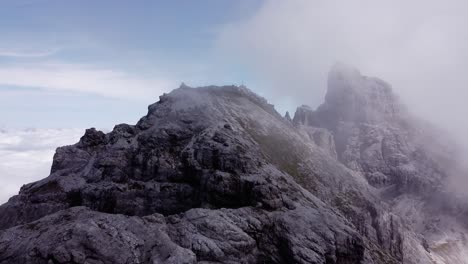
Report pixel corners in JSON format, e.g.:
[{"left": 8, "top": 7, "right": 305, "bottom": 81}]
[{"left": 0, "top": 66, "right": 466, "bottom": 264}]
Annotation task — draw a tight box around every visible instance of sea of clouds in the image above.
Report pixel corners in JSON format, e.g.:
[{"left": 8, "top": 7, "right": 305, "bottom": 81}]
[{"left": 0, "top": 128, "right": 84, "bottom": 203}]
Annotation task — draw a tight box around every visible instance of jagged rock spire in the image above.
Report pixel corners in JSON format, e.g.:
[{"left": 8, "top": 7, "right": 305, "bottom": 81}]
[
  {"left": 179, "top": 82, "right": 190, "bottom": 88},
  {"left": 284, "top": 111, "right": 292, "bottom": 122},
  {"left": 293, "top": 63, "right": 404, "bottom": 129},
  {"left": 326, "top": 62, "right": 401, "bottom": 124}
]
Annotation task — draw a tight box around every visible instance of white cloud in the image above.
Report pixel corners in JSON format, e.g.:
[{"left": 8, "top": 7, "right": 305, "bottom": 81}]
[
  {"left": 0, "top": 49, "right": 58, "bottom": 58},
  {"left": 216, "top": 0, "right": 468, "bottom": 146},
  {"left": 0, "top": 128, "right": 83, "bottom": 203},
  {"left": 0, "top": 62, "right": 177, "bottom": 101}
]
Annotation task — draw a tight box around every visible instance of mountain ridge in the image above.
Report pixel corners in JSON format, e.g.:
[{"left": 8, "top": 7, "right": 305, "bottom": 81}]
[{"left": 0, "top": 65, "right": 467, "bottom": 263}]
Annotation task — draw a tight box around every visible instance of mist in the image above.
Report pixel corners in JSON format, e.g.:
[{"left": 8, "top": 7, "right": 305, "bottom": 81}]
[{"left": 216, "top": 0, "right": 468, "bottom": 154}]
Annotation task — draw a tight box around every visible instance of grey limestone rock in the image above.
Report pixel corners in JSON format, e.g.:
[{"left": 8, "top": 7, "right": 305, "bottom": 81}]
[{"left": 0, "top": 71, "right": 467, "bottom": 263}]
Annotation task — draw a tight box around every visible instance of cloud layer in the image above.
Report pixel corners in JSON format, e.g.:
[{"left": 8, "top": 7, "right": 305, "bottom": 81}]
[{"left": 0, "top": 128, "right": 83, "bottom": 203}]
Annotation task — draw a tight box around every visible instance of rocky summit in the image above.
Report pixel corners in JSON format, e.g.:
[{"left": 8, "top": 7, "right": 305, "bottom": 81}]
[{"left": 1, "top": 64, "right": 467, "bottom": 264}]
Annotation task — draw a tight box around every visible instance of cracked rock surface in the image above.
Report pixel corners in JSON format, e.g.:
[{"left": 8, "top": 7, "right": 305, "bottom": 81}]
[{"left": 1, "top": 65, "right": 467, "bottom": 263}]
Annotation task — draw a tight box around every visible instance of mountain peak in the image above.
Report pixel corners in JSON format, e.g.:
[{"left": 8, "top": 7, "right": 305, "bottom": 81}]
[
  {"left": 324, "top": 64, "right": 401, "bottom": 125},
  {"left": 328, "top": 62, "right": 361, "bottom": 80},
  {"left": 293, "top": 65, "right": 404, "bottom": 130},
  {"left": 179, "top": 82, "right": 191, "bottom": 89}
]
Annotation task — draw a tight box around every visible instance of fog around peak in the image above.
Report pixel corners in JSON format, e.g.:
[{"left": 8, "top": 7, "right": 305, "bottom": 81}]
[{"left": 216, "top": 0, "right": 468, "bottom": 151}]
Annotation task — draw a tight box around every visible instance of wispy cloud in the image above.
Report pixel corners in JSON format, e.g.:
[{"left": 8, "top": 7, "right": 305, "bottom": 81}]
[
  {"left": 0, "top": 49, "right": 59, "bottom": 58},
  {"left": 0, "top": 62, "right": 177, "bottom": 101}
]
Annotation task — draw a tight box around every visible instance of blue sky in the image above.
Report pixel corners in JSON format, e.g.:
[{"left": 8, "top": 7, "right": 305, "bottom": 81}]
[{"left": 0, "top": 0, "right": 263, "bottom": 128}]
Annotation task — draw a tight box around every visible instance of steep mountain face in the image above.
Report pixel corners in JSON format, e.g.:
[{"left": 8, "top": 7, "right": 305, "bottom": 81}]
[
  {"left": 293, "top": 64, "right": 448, "bottom": 196},
  {"left": 0, "top": 65, "right": 467, "bottom": 264}
]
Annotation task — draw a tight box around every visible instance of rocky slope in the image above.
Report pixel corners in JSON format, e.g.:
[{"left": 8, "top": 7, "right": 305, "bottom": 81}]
[{"left": 0, "top": 65, "right": 467, "bottom": 263}]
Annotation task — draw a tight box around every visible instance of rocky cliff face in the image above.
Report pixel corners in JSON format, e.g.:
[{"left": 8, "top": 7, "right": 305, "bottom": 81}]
[{"left": 0, "top": 65, "right": 467, "bottom": 264}]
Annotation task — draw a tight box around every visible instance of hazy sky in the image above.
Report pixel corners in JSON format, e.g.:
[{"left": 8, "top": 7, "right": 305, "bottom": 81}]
[
  {"left": 3, "top": 0, "right": 467, "bottom": 128},
  {"left": 0, "top": 0, "right": 262, "bottom": 128},
  {"left": 2, "top": 0, "right": 468, "bottom": 202},
  {"left": 2, "top": 0, "right": 467, "bottom": 132}
]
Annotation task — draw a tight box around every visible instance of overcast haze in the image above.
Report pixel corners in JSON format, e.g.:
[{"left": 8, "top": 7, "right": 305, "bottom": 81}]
[
  {"left": 217, "top": 0, "right": 468, "bottom": 144},
  {"left": 2, "top": 0, "right": 468, "bottom": 202}
]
